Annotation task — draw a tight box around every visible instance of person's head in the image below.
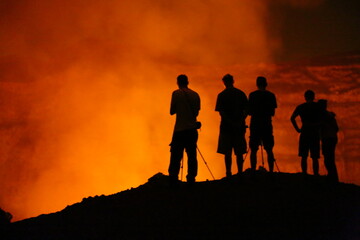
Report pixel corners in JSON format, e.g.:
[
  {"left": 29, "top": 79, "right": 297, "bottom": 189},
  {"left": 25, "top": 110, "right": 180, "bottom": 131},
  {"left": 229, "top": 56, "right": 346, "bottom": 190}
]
[
  {"left": 318, "top": 99, "right": 328, "bottom": 111},
  {"left": 222, "top": 74, "right": 234, "bottom": 88},
  {"left": 177, "top": 74, "right": 188, "bottom": 88},
  {"left": 256, "top": 76, "right": 267, "bottom": 89},
  {"left": 304, "top": 90, "right": 315, "bottom": 102}
]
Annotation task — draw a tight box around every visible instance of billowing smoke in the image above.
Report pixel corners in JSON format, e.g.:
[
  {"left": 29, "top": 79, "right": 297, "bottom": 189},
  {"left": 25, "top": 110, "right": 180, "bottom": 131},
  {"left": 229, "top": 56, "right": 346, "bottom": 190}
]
[
  {"left": 0, "top": 0, "right": 274, "bottom": 220},
  {"left": 0, "top": 0, "right": 358, "bottom": 221}
]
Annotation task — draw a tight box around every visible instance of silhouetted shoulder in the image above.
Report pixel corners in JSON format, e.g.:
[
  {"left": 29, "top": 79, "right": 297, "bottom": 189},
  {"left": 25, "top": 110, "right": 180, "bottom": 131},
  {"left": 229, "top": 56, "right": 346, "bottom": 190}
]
[
  {"left": 249, "top": 90, "right": 276, "bottom": 101},
  {"left": 218, "top": 87, "right": 246, "bottom": 97},
  {"left": 248, "top": 90, "right": 276, "bottom": 116},
  {"left": 295, "top": 102, "right": 319, "bottom": 116},
  {"left": 293, "top": 102, "right": 322, "bottom": 130},
  {"left": 216, "top": 87, "right": 247, "bottom": 112},
  {"left": 172, "top": 88, "right": 200, "bottom": 102}
]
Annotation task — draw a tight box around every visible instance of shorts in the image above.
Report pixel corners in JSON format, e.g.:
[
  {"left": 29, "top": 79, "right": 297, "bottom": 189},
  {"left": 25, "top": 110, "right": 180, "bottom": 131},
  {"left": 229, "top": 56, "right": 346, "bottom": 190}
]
[
  {"left": 249, "top": 122, "right": 274, "bottom": 151},
  {"left": 217, "top": 125, "right": 247, "bottom": 155},
  {"left": 299, "top": 131, "right": 320, "bottom": 159},
  {"left": 170, "top": 128, "right": 198, "bottom": 151}
]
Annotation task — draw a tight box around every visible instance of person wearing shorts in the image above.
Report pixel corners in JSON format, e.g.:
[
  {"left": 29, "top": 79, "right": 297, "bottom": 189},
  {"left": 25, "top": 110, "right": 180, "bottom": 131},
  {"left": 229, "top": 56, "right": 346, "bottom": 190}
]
[
  {"left": 215, "top": 74, "right": 248, "bottom": 178},
  {"left": 248, "top": 76, "right": 277, "bottom": 172},
  {"left": 291, "top": 90, "right": 321, "bottom": 175}
]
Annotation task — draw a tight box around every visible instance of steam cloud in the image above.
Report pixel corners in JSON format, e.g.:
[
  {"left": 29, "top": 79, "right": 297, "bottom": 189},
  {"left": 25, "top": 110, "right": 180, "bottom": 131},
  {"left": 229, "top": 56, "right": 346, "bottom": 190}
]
[
  {"left": 2, "top": 0, "right": 356, "bottom": 221},
  {"left": 0, "top": 0, "right": 276, "bottom": 220}
]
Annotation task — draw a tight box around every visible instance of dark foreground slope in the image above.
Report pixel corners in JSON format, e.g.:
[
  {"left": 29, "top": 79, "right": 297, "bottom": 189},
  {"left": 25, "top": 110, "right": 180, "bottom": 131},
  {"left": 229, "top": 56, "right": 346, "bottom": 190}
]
[{"left": 3, "top": 172, "right": 360, "bottom": 240}]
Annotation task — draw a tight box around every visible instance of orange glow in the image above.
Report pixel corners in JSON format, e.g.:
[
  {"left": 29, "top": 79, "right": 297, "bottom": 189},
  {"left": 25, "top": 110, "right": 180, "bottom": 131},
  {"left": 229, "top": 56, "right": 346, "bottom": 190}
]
[{"left": 0, "top": 0, "right": 359, "bottom": 221}]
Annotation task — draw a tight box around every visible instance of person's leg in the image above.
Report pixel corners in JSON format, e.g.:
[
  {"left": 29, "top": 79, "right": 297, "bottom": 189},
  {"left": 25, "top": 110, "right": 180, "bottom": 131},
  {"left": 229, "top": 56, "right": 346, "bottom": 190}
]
[
  {"left": 185, "top": 129, "right": 198, "bottom": 183},
  {"left": 186, "top": 147, "right": 198, "bottom": 183},
  {"left": 225, "top": 152, "right": 232, "bottom": 177},
  {"left": 266, "top": 149, "right": 275, "bottom": 173},
  {"left": 236, "top": 154, "right": 244, "bottom": 174},
  {"left": 249, "top": 134, "right": 259, "bottom": 172},
  {"left": 325, "top": 153, "right": 338, "bottom": 182},
  {"left": 169, "top": 131, "right": 185, "bottom": 185},
  {"left": 233, "top": 127, "right": 246, "bottom": 175},
  {"left": 249, "top": 122, "right": 260, "bottom": 172},
  {"left": 301, "top": 156, "right": 308, "bottom": 174},
  {"left": 312, "top": 158, "right": 319, "bottom": 176},
  {"left": 263, "top": 128, "right": 275, "bottom": 173},
  {"left": 323, "top": 138, "right": 338, "bottom": 182},
  {"left": 328, "top": 149, "right": 339, "bottom": 182},
  {"left": 169, "top": 145, "right": 184, "bottom": 183},
  {"left": 322, "top": 139, "right": 331, "bottom": 175},
  {"left": 309, "top": 133, "right": 320, "bottom": 176},
  {"left": 328, "top": 140, "right": 339, "bottom": 182},
  {"left": 299, "top": 133, "right": 309, "bottom": 175},
  {"left": 217, "top": 128, "right": 232, "bottom": 178}
]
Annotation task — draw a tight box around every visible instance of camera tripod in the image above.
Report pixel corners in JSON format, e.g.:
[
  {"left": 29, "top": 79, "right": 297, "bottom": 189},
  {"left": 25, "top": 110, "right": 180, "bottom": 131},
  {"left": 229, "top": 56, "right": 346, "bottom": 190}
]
[
  {"left": 259, "top": 143, "right": 281, "bottom": 172},
  {"left": 180, "top": 146, "right": 215, "bottom": 181}
]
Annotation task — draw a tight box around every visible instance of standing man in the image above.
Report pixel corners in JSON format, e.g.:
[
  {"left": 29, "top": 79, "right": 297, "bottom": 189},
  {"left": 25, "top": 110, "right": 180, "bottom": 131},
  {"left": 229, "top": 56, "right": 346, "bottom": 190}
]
[
  {"left": 248, "top": 76, "right": 277, "bottom": 172},
  {"left": 318, "top": 99, "right": 339, "bottom": 182},
  {"left": 291, "top": 90, "right": 321, "bottom": 176},
  {"left": 169, "top": 74, "right": 200, "bottom": 185},
  {"left": 215, "top": 74, "right": 248, "bottom": 178}
]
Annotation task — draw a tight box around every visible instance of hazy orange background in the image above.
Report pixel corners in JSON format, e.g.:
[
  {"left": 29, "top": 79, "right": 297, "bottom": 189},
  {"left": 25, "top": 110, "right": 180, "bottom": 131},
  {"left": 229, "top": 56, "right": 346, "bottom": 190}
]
[{"left": 0, "top": 0, "right": 359, "bottom": 221}]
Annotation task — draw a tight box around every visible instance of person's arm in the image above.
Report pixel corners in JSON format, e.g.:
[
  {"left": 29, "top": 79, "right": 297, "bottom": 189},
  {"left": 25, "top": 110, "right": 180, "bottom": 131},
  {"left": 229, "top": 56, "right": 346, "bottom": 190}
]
[
  {"left": 170, "top": 92, "right": 176, "bottom": 115},
  {"left": 216, "top": 95, "right": 231, "bottom": 123},
  {"left": 290, "top": 108, "right": 301, "bottom": 133},
  {"left": 271, "top": 93, "right": 277, "bottom": 117},
  {"left": 215, "top": 94, "right": 221, "bottom": 114},
  {"left": 334, "top": 120, "right": 339, "bottom": 132},
  {"left": 242, "top": 92, "right": 249, "bottom": 119},
  {"left": 194, "top": 93, "right": 200, "bottom": 117},
  {"left": 247, "top": 93, "right": 253, "bottom": 117},
  {"left": 332, "top": 112, "right": 339, "bottom": 132}
]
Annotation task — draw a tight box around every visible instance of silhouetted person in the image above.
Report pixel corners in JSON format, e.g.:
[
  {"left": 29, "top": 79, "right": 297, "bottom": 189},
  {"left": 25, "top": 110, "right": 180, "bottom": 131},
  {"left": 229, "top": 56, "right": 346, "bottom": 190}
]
[
  {"left": 248, "top": 76, "right": 277, "bottom": 172},
  {"left": 215, "top": 74, "right": 248, "bottom": 178},
  {"left": 168, "top": 74, "right": 200, "bottom": 185},
  {"left": 318, "top": 99, "right": 339, "bottom": 182},
  {"left": 291, "top": 90, "right": 321, "bottom": 175}
]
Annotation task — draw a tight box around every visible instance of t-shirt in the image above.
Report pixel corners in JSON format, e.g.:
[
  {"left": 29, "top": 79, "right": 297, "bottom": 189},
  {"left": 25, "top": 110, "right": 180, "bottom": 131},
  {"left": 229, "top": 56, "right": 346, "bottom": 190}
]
[
  {"left": 292, "top": 102, "right": 321, "bottom": 132},
  {"left": 248, "top": 90, "right": 277, "bottom": 123},
  {"left": 215, "top": 87, "right": 248, "bottom": 127},
  {"left": 170, "top": 88, "right": 200, "bottom": 132}
]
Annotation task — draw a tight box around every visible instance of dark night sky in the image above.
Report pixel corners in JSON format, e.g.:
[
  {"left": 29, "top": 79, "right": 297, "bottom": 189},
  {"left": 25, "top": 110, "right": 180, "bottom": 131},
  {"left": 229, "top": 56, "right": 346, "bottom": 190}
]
[{"left": 268, "top": 0, "right": 360, "bottom": 62}]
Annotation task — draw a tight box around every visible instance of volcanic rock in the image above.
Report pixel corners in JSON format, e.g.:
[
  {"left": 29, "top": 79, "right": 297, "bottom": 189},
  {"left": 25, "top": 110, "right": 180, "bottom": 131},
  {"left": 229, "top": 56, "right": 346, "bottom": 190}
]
[{"left": 3, "top": 171, "right": 360, "bottom": 239}]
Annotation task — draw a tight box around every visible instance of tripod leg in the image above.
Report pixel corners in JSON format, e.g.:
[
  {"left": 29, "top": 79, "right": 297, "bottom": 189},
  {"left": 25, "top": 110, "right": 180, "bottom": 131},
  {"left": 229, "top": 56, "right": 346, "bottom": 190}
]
[
  {"left": 266, "top": 149, "right": 275, "bottom": 173},
  {"left": 250, "top": 149, "right": 257, "bottom": 172},
  {"left": 180, "top": 157, "right": 184, "bottom": 181},
  {"left": 260, "top": 143, "right": 265, "bottom": 168},
  {"left": 197, "top": 146, "right": 215, "bottom": 180},
  {"left": 274, "top": 160, "right": 281, "bottom": 173},
  {"left": 236, "top": 154, "right": 244, "bottom": 174}
]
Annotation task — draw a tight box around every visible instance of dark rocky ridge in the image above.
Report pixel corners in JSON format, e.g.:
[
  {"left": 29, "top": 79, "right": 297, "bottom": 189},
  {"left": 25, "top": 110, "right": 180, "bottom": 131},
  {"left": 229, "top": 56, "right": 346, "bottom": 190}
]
[{"left": 2, "top": 171, "right": 360, "bottom": 239}]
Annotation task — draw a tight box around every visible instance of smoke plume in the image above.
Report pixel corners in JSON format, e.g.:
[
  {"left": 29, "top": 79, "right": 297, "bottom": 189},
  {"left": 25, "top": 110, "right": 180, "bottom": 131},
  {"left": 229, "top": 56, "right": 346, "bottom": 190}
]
[{"left": 2, "top": 0, "right": 358, "bottom": 221}]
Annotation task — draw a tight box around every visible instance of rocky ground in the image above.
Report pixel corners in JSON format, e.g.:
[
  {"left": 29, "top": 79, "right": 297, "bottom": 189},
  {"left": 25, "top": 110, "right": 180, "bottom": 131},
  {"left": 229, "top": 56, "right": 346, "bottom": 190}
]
[{"left": 2, "top": 171, "right": 360, "bottom": 239}]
